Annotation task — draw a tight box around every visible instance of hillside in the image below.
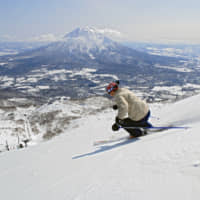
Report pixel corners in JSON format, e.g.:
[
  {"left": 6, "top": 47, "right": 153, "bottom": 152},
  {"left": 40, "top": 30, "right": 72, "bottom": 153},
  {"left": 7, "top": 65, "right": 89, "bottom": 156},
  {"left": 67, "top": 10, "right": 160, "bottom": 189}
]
[{"left": 0, "top": 94, "right": 200, "bottom": 200}]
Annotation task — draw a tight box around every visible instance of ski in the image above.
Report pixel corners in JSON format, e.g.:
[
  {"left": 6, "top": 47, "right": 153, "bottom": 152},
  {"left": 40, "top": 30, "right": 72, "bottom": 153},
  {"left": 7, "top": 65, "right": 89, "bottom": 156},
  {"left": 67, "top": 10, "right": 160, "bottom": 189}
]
[
  {"left": 94, "top": 125, "right": 190, "bottom": 146},
  {"left": 119, "top": 125, "right": 190, "bottom": 132}
]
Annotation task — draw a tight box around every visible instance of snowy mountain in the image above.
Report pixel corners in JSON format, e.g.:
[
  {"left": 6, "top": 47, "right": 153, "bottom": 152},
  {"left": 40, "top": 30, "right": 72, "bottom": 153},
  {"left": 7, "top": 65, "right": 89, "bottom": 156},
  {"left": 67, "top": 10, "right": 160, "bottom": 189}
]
[
  {"left": 0, "top": 92, "right": 200, "bottom": 200},
  {"left": 1, "top": 27, "right": 199, "bottom": 101},
  {"left": 64, "top": 27, "right": 117, "bottom": 51},
  {"left": 5, "top": 26, "right": 174, "bottom": 68},
  {"left": 33, "top": 26, "right": 127, "bottom": 64}
]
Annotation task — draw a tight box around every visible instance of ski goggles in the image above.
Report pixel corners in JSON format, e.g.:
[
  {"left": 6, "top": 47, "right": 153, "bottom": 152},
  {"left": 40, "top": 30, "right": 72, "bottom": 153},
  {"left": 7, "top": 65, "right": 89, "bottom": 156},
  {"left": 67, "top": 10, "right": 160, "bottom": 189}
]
[{"left": 107, "top": 87, "right": 114, "bottom": 94}]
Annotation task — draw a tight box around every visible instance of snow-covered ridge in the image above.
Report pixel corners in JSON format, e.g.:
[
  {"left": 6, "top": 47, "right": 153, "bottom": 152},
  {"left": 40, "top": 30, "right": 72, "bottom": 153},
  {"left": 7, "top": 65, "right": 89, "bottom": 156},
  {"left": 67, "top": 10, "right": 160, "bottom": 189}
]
[{"left": 152, "top": 93, "right": 200, "bottom": 126}]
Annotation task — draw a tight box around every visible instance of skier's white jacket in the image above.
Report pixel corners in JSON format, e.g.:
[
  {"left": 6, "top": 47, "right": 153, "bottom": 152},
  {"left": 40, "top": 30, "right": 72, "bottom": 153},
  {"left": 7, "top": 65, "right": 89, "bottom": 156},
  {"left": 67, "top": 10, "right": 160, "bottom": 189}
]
[{"left": 114, "top": 88, "right": 149, "bottom": 121}]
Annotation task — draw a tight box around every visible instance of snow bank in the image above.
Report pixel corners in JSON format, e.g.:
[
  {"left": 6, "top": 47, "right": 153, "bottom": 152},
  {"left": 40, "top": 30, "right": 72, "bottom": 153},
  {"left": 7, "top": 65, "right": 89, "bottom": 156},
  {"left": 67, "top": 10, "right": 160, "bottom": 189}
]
[{"left": 154, "top": 93, "right": 200, "bottom": 126}]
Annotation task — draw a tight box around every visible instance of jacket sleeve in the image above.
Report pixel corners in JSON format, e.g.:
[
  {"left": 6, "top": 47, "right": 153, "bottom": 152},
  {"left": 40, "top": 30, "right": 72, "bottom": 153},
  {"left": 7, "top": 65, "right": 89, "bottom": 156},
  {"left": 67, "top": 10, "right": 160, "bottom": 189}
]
[{"left": 116, "top": 96, "right": 128, "bottom": 119}]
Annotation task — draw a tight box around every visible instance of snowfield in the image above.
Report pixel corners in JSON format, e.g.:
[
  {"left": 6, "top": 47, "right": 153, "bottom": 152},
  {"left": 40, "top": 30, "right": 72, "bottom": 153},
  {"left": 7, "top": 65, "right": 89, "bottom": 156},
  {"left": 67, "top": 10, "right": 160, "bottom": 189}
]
[{"left": 0, "top": 94, "right": 200, "bottom": 200}]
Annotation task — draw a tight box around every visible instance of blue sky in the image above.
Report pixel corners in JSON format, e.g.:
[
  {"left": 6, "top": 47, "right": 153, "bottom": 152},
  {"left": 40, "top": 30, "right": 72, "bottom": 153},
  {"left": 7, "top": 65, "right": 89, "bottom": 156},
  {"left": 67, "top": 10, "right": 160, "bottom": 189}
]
[{"left": 1, "top": 0, "right": 200, "bottom": 43}]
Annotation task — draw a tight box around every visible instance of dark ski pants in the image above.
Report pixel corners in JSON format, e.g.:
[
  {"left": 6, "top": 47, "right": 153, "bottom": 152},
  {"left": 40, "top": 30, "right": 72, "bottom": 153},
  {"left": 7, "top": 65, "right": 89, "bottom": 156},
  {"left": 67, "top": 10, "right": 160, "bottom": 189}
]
[{"left": 122, "top": 111, "right": 152, "bottom": 137}]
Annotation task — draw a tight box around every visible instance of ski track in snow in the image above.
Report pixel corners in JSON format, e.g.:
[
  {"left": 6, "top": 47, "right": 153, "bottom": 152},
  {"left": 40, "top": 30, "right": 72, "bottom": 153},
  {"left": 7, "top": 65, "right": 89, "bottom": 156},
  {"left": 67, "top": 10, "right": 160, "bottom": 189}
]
[{"left": 0, "top": 95, "right": 200, "bottom": 199}]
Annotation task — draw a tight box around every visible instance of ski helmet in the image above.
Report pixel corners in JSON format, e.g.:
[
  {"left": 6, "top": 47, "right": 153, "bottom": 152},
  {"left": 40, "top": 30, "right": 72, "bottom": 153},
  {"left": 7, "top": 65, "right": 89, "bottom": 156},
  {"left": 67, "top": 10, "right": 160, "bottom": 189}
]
[{"left": 106, "top": 82, "right": 118, "bottom": 94}]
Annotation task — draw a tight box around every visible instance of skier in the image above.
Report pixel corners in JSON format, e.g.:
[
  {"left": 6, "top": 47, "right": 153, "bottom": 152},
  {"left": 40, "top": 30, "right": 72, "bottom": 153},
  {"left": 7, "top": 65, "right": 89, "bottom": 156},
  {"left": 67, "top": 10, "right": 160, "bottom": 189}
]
[{"left": 106, "top": 81, "right": 152, "bottom": 138}]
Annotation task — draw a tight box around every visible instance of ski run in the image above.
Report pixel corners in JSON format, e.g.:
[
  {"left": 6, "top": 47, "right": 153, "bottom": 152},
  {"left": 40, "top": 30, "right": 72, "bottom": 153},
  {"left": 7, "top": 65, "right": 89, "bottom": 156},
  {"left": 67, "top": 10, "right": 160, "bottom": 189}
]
[{"left": 0, "top": 93, "right": 200, "bottom": 200}]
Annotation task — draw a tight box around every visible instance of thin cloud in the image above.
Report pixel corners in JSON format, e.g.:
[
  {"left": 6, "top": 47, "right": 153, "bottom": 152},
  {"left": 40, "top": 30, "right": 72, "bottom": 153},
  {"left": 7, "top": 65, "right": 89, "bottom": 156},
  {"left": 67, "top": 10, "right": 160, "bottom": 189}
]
[{"left": 29, "top": 34, "right": 61, "bottom": 42}]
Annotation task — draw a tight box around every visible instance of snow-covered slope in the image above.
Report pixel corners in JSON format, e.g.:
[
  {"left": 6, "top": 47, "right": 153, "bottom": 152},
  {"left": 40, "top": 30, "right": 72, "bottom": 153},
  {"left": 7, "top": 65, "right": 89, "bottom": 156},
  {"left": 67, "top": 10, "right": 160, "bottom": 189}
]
[{"left": 0, "top": 94, "right": 200, "bottom": 200}]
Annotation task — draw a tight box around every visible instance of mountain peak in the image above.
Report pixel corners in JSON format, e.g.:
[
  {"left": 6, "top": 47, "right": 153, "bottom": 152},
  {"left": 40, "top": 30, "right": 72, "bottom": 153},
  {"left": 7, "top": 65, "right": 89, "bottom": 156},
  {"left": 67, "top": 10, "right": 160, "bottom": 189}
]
[
  {"left": 65, "top": 27, "right": 104, "bottom": 39},
  {"left": 61, "top": 27, "right": 119, "bottom": 56}
]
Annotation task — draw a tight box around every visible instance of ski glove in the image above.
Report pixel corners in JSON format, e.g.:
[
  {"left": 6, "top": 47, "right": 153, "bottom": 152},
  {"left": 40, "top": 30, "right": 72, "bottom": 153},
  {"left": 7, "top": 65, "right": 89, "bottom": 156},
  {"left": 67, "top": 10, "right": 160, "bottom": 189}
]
[
  {"left": 112, "top": 105, "right": 118, "bottom": 110},
  {"left": 112, "top": 123, "right": 120, "bottom": 131}
]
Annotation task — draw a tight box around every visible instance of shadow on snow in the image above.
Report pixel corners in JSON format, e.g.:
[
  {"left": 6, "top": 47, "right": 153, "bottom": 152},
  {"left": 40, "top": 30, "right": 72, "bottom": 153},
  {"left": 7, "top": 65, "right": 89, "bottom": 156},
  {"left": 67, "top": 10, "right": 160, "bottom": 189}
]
[{"left": 72, "top": 137, "right": 139, "bottom": 159}]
